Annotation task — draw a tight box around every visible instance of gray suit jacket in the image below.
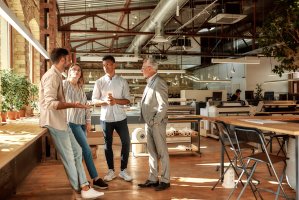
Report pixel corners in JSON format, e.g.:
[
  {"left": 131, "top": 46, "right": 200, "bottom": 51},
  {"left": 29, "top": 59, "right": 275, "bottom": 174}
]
[{"left": 141, "top": 74, "right": 168, "bottom": 125}]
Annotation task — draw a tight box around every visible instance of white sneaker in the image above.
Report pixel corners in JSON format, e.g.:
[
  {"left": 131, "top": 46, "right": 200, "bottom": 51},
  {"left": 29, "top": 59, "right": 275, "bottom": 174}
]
[
  {"left": 103, "top": 169, "right": 116, "bottom": 182},
  {"left": 119, "top": 169, "right": 133, "bottom": 182},
  {"left": 81, "top": 188, "right": 104, "bottom": 199}
]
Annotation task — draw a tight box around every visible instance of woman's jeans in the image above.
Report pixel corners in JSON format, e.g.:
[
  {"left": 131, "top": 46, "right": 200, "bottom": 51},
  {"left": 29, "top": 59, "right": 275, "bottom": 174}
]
[
  {"left": 46, "top": 126, "right": 89, "bottom": 191},
  {"left": 69, "top": 122, "right": 99, "bottom": 179}
]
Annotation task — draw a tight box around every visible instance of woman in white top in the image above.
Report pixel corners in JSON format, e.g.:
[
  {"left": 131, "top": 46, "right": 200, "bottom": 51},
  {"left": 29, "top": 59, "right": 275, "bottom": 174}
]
[{"left": 63, "top": 64, "right": 108, "bottom": 189}]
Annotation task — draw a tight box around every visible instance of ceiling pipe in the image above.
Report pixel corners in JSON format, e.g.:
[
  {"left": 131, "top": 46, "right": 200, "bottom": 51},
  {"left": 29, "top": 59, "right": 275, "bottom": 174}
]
[{"left": 125, "top": 0, "right": 189, "bottom": 53}]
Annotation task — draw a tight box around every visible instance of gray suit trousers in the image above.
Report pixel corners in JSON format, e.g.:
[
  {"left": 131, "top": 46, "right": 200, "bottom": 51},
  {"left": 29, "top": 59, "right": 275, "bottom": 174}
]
[{"left": 145, "top": 122, "right": 170, "bottom": 183}]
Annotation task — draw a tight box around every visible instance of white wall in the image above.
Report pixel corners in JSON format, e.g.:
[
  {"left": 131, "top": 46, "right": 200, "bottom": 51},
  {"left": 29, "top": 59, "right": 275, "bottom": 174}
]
[
  {"left": 192, "top": 57, "right": 288, "bottom": 100},
  {"left": 246, "top": 57, "right": 288, "bottom": 98},
  {"left": 193, "top": 63, "right": 246, "bottom": 99}
]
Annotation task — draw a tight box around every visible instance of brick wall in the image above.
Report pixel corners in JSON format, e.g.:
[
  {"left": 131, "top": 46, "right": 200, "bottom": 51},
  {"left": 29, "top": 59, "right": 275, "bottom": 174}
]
[{"left": 6, "top": 0, "right": 44, "bottom": 83}]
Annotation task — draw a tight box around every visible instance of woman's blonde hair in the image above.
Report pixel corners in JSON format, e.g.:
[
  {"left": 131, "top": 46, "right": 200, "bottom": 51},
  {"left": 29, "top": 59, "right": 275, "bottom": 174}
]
[{"left": 67, "top": 63, "right": 84, "bottom": 87}]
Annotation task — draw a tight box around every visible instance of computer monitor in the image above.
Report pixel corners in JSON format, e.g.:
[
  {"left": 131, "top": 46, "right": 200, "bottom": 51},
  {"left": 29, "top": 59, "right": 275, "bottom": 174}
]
[
  {"left": 245, "top": 91, "right": 254, "bottom": 100},
  {"left": 264, "top": 91, "right": 275, "bottom": 100},
  {"left": 279, "top": 94, "right": 287, "bottom": 100},
  {"left": 212, "top": 92, "right": 222, "bottom": 101}
]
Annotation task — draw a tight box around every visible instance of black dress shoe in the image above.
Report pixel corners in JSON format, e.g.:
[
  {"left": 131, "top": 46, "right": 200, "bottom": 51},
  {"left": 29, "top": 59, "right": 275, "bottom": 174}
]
[
  {"left": 155, "top": 182, "right": 170, "bottom": 191},
  {"left": 138, "top": 180, "right": 159, "bottom": 188}
]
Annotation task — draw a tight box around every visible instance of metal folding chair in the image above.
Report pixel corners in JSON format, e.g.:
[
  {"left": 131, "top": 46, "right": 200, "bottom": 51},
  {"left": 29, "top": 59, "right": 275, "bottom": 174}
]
[
  {"left": 228, "top": 126, "right": 288, "bottom": 200},
  {"left": 264, "top": 132, "right": 289, "bottom": 156},
  {"left": 211, "top": 121, "right": 257, "bottom": 193}
]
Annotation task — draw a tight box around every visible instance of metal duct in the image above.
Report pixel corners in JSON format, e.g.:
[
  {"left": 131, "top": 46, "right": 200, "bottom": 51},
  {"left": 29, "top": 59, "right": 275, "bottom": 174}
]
[{"left": 126, "top": 0, "right": 189, "bottom": 53}]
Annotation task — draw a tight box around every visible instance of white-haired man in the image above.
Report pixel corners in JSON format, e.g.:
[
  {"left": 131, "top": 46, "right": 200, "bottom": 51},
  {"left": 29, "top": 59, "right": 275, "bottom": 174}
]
[{"left": 138, "top": 58, "right": 170, "bottom": 191}]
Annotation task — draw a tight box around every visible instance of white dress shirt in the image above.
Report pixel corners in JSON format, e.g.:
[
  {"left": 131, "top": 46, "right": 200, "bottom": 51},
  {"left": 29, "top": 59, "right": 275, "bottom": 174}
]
[{"left": 92, "top": 74, "right": 130, "bottom": 122}]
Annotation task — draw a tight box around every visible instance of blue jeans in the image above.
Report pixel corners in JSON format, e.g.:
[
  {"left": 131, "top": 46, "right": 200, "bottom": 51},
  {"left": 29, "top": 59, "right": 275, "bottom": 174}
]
[
  {"left": 46, "top": 126, "right": 89, "bottom": 191},
  {"left": 100, "top": 118, "right": 130, "bottom": 170},
  {"left": 69, "top": 122, "right": 98, "bottom": 179}
]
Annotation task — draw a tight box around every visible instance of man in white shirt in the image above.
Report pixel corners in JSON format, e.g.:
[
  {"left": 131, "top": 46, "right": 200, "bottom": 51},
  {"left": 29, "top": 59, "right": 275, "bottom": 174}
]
[{"left": 92, "top": 55, "right": 132, "bottom": 182}]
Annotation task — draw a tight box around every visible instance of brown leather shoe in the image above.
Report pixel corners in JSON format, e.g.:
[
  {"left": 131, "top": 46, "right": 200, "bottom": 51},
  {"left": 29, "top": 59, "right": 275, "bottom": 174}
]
[
  {"left": 138, "top": 180, "right": 159, "bottom": 188},
  {"left": 155, "top": 182, "right": 170, "bottom": 191}
]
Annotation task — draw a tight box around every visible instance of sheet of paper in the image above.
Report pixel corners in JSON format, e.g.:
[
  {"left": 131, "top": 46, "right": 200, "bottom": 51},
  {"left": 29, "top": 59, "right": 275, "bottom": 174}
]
[{"left": 240, "top": 119, "right": 287, "bottom": 124}]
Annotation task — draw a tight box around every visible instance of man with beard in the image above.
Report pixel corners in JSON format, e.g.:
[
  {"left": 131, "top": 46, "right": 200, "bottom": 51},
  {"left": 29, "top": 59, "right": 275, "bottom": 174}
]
[{"left": 39, "top": 48, "right": 104, "bottom": 199}]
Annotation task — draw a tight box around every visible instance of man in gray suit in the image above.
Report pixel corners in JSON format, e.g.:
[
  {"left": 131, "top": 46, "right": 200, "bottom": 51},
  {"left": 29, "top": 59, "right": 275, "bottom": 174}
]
[{"left": 138, "top": 58, "right": 170, "bottom": 191}]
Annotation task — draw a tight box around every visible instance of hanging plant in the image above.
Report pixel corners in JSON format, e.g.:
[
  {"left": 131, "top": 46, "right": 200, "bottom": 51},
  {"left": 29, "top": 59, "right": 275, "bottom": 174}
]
[{"left": 258, "top": 0, "right": 299, "bottom": 76}]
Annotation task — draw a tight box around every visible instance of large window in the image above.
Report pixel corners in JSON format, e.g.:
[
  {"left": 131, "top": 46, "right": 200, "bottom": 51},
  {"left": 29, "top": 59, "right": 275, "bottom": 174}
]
[
  {"left": 29, "top": 44, "right": 34, "bottom": 82},
  {"left": 0, "top": 16, "right": 11, "bottom": 70}
]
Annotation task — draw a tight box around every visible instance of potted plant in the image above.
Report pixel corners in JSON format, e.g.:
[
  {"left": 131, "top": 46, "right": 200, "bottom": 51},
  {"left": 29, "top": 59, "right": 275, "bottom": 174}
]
[
  {"left": 0, "top": 101, "right": 8, "bottom": 123},
  {"left": 1, "top": 70, "right": 17, "bottom": 119},
  {"left": 1, "top": 70, "right": 30, "bottom": 119},
  {"left": 15, "top": 75, "right": 30, "bottom": 118},
  {"left": 26, "top": 84, "right": 39, "bottom": 116},
  {"left": 259, "top": 0, "right": 299, "bottom": 76},
  {"left": 254, "top": 83, "right": 263, "bottom": 100}
]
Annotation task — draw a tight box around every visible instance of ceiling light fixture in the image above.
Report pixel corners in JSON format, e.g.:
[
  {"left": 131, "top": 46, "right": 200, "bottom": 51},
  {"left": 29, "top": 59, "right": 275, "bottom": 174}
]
[
  {"left": 184, "top": 75, "right": 231, "bottom": 83},
  {"left": 208, "top": 13, "right": 247, "bottom": 24},
  {"left": 176, "top": 0, "right": 180, "bottom": 17},
  {"left": 88, "top": 72, "right": 92, "bottom": 79},
  {"left": 115, "top": 69, "right": 186, "bottom": 74},
  {"left": 231, "top": 66, "right": 236, "bottom": 73},
  {"left": 120, "top": 75, "right": 144, "bottom": 79},
  {"left": 80, "top": 56, "right": 142, "bottom": 62},
  {"left": 264, "top": 78, "right": 299, "bottom": 84},
  {"left": 0, "top": 1, "right": 49, "bottom": 59},
  {"left": 211, "top": 57, "right": 260, "bottom": 64}
]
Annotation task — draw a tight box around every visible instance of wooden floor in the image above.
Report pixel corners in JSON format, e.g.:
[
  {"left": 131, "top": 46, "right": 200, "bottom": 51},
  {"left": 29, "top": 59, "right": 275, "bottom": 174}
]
[{"left": 9, "top": 137, "right": 296, "bottom": 200}]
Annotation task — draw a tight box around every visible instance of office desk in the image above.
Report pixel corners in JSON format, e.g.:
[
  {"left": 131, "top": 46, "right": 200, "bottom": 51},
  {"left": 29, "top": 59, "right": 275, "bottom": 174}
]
[{"left": 215, "top": 116, "right": 299, "bottom": 200}]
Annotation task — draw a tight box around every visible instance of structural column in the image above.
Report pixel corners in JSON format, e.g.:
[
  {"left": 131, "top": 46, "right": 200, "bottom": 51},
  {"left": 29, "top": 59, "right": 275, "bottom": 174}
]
[{"left": 40, "top": 0, "right": 57, "bottom": 75}]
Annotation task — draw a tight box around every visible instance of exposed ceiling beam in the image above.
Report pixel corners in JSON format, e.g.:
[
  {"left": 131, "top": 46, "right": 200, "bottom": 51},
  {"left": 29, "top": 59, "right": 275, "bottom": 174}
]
[
  {"left": 58, "top": 5, "right": 156, "bottom": 17},
  {"left": 72, "top": 50, "right": 249, "bottom": 57},
  {"left": 130, "top": 15, "right": 149, "bottom": 30},
  {"left": 71, "top": 34, "right": 134, "bottom": 42},
  {"left": 60, "top": 15, "right": 90, "bottom": 29},
  {"left": 59, "top": 29, "right": 253, "bottom": 39},
  {"left": 77, "top": 46, "right": 130, "bottom": 53},
  {"left": 94, "top": 41, "right": 110, "bottom": 49},
  {"left": 73, "top": 40, "right": 91, "bottom": 49},
  {"left": 110, "top": 0, "right": 131, "bottom": 49},
  {"left": 95, "top": 15, "right": 127, "bottom": 31}
]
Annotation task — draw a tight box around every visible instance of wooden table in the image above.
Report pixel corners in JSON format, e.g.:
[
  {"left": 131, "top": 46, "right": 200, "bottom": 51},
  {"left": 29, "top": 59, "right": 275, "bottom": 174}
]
[
  {"left": 0, "top": 121, "right": 48, "bottom": 168},
  {"left": 256, "top": 111, "right": 299, "bottom": 115},
  {"left": 214, "top": 115, "right": 299, "bottom": 200},
  {"left": 0, "top": 118, "right": 48, "bottom": 199}
]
